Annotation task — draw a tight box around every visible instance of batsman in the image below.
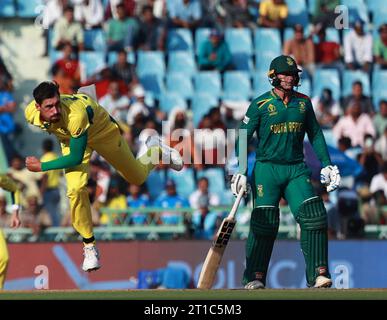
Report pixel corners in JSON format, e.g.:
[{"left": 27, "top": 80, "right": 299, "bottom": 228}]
[{"left": 231, "top": 55, "right": 341, "bottom": 289}]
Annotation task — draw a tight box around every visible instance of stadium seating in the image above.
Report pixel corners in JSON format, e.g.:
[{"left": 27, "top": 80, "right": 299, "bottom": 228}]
[
  {"left": 191, "top": 93, "right": 219, "bottom": 127},
  {"left": 254, "top": 28, "right": 281, "bottom": 58},
  {"left": 167, "top": 167, "right": 195, "bottom": 199},
  {"left": 372, "top": 70, "right": 387, "bottom": 110},
  {"left": 84, "top": 29, "right": 107, "bottom": 52},
  {"left": 285, "top": 0, "right": 309, "bottom": 27},
  {"left": 167, "top": 51, "right": 197, "bottom": 76},
  {"left": 165, "top": 72, "right": 194, "bottom": 99},
  {"left": 194, "top": 71, "right": 222, "bottom": 98},
  {"left": 139, "top": 74, "right": 164, "bottom": 100},
  {"left": 16, "top": 0, "right": 43, "bottom": 18},
  {"left": 225, "top": 28, "right": 253, "bottom": 56},
  {"left": 341, "top": 0, "right": 370, "bottom": 24},
  {"left": 298, "top": 77, "right": 311, "bottom": 97},
  {"left": 365, "top": 0, "right": 385, "bottom": 16},
  {"left": 342, "top": 70, "right": 371, "bottom": 97},
  {"left": 136, "top": 51, "right": 165, "bottom": 77},
  {"left": 79, "top": 51, "right": 106, "bottom": 80},
  {"left": 0, "top": 0, "right": 16, "bottom": 17},
  {"left": 231, "top": 52, "right": 254, "bottom": 71},
  {"left": 223, "top": 71, "right": 252, "bottom": 101},
  {"left": 313, "top": 68, "right": 341, "bottom": 101},
  {"left": 158, "top": 91, "right": 187, "bottom": 113},
  {"left": 167, "top": 28, "right": 194, "bottom": 52}
]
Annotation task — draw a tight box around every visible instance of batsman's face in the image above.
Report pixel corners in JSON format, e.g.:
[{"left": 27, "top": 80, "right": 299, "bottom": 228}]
[
  {"left": 37, "top": 95, "right": 61, "bottom": 123},
  {"left": 278, "top": 73, "right": 296, "bottom": 90}
]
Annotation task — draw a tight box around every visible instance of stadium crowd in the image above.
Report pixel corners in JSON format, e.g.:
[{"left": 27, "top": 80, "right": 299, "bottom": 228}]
[{"left": 0, "top": 0, "right": 386, "bottom": 241}]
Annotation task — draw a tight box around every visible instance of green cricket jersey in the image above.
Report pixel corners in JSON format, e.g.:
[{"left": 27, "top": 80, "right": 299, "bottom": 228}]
[{"left": 237, "top": 89, "right": 331, "bottom": 174}]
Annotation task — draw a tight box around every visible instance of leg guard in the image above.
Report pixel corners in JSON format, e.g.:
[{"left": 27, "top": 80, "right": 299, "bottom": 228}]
[
  {"left": 242, "top": 207, "right": 279, "bottom": 286},
  {"left": 297, "top": 197, "right": 330, "bottom": 286}
]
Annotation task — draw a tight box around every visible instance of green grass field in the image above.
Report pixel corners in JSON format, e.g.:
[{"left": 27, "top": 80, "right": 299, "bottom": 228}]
[{"left": 1, "top": 289, "right": 387, "bottom": 300}]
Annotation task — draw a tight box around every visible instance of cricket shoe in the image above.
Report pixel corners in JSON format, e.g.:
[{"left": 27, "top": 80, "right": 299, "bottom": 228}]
[
  {"left": 313, "top": 276, "right": 332, "bottom": 288},
  {"left": 82, "top": 244, "right": 101, "bottom": 272},
  {"left": 145, "top": 135, "right": 183, "bottom": 171},
  {"left": 244, "top": 280, "right": 265, "bottom": 289}
]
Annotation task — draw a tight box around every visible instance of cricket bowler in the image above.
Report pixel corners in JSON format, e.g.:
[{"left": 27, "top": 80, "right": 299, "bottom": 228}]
[
  {"left": 24, "top": 81, "right": 183, "bottom": 272},
  {"left": 231, "top": 55, "right": 341, "bottom": 289},
  {"left": 0, "top": 175, "right": 22, "bottom": 289}
]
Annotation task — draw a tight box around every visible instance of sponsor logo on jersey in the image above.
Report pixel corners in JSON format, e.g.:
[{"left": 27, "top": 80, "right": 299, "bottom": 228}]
[
  {"left": 257, "top": 184, "right": 264, "bottom": 197},
  {"left": 268, "top": 104, "right": 277, "bottom": 116},
  {"left": 299, "top": 101, "right": 306, "bottom": 113},
  {"left": 243, "top": 116, "right": 250, "bottom": 124}
]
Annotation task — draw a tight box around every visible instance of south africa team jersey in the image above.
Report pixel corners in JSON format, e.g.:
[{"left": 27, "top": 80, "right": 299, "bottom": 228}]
[
  {"left": 238, "top": 89, "right": 331, "bottom": 167},
  {"left": 24, "top": 94, "right": 115, "bottom": 145}
]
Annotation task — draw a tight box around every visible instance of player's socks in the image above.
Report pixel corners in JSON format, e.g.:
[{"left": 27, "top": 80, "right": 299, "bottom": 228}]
[{"left": 242, "top": 207, "right": 279, "bottom": 286}]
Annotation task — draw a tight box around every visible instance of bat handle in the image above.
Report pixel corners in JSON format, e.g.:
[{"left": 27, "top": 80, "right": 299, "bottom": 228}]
[{"left": 227, "top": 188, "right": 245, "bottom": 220}]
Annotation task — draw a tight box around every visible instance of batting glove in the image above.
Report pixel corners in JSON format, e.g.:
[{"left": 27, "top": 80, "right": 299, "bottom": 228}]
[
  {"left": 320, "top": 165, "right": 341, "bottom": 192},
  {"left": 231, "top": 173, "right": 249, "bottom": 197}
]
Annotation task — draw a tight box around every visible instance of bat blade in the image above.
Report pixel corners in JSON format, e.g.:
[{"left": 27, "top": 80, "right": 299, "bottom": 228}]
[{"left": 197, "top": 217, "right": 236, "bottom": 289}]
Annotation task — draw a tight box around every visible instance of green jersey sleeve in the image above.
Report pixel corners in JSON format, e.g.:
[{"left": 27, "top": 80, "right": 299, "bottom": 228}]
[
  {"left": 236, "top": 99, "right": 261, "bottom": 175},
  {"left": 41, "top": 132, "right": 88, "bottom": 171},
  {"left": 305, "top": 99, "right": 331, "bottom": 167}
]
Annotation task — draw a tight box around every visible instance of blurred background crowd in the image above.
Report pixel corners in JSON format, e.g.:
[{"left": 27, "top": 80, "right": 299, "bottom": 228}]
[{"left": 0, "top": 0, "right": 386, "bottom": 242}]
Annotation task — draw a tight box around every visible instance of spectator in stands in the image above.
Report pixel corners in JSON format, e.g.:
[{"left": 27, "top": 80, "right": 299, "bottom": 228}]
[
  {"left": 167, "top": 0, "right": 203, "bottom": 31},
  {"left": 283, "top": 24, "right": 315, "bottom": 78},
  {"left": 312, "top": 0, "right": 339, "bottom": 28},
  {"left": 99, "top": 81, "right": 130, "bottom": 123},
  {"left": 357, "top": 134, "right": 384, "bottom": 184},
  {"left": 89, "top": 157, "right": 111, "bottom": 204},
  {"left": 137, "top": 5, "right": 166, "bottom": 51},
  {"left": 126, "top": 85, "right": 150, "bottom": 127},
  {"left": 135, "top": 0, "right": 167, "bottom": 19},
  {"left": 374, "top": 100, "right": 387, "bottom": 138},
  {"left": 344, "top": 19, "right": 373, "bottom": 73},
  {"left": 0, "top": 79, "right": 17, "bottom": 163},
  {"left": 74, "top": 0, "right": 105, "bottom": 29},
  {"left": 106, "top": 3, "right": 139, "bottom": 52},
  {"left": 337, "top": 136, "right": 360, "bottom": 160},
  {"left": 40, "top": 139, "right": 61, "bottom": 227},
  {"left": 51, "top": 43, "right": 81, "bottom": 94},
  {"left": 189, "top": 177, "right": 220, "bottom": 209},
  {"left": 110, "top": 50, "right": 139, "bottom": 90},
  {"left": 8, "top": 155, "right": 43, "bottom": 208},
  {"left": 374, "top": 24, "right": 387, "bottom": 69},
  {"left": 42, "top": 0, "right": 71, "bottom": 29},
  {"left": 342, "top": 81, "right": 374, "bottom": 115},
  {"left": 220, "top": 103, "right": 240, "bottom": 129},
  {"left": 313, "top": 26, "right": 342, "bottom": 71},
  {"left": 221, "top": 0, "right": 254, "bottom": 29},
  {"left": 319, "top": 187, "right": 341, "bottom": 239},
  {"left": 153, "top": 179, "right": 189, "bottom": 225},
  {"left": 198, "top": 29, "right": 233, "bottom": 72},
  {"left": 333, "top": 101, "right": 376, "bottom": 148},
  {"left": 127, "top": 184, "right": 151, "bottom": 225},
  {"left": 369, "top": 161, "right": 387, "bottom": 222},
  {"left": 375, "top": 126, "right": 387, "bottom": 161},
  {"left": 100, "top": 177, "right": 128, "bottom": 225},
  {"left": 85, "top": 177, "right": 102, "bottom": 226},
  {"left": 105, "top": 0, "right": 136, "bottom": 19},
  {"left": 311, "top": 88, "right": 341, "bottom": 129},
  {"left": 21, "top": 195, "right": 51, "bottom": 242},
  {"left": 258, "top": 0, "right": 288, "bottom": 29},
  {"left": 52, "top": 5, "right": 84, "bottom": 51}
]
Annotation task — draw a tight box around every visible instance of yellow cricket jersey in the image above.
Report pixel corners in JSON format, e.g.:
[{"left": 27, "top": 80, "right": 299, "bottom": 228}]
[
  {"left": 0, "top": 174, "right": 21, "bottom": 206},
  {"left": 25, "top": 94, "right": 116, "bottom": 145},
  {"left": 40, "top": 152, "right": 61, "bottom": 188}
]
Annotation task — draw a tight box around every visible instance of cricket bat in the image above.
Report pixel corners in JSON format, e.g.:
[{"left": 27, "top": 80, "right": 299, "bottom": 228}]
[{"left": 197, "top": 188, "right": 245, "bottom": 289}]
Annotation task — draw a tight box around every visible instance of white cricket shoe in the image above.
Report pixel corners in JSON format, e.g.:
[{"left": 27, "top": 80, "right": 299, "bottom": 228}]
[
  {"left": 82, "top": 244, "right": 101, "bottom": 272},
  {"left": 244, "top": 280, "right": 265, "bottom": 289},
  {"left": 145, "top": 135, "right": 183, "bottom": 171},
  {"left": 314, "top": 275, "right": 332, "bottom": 288}
]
